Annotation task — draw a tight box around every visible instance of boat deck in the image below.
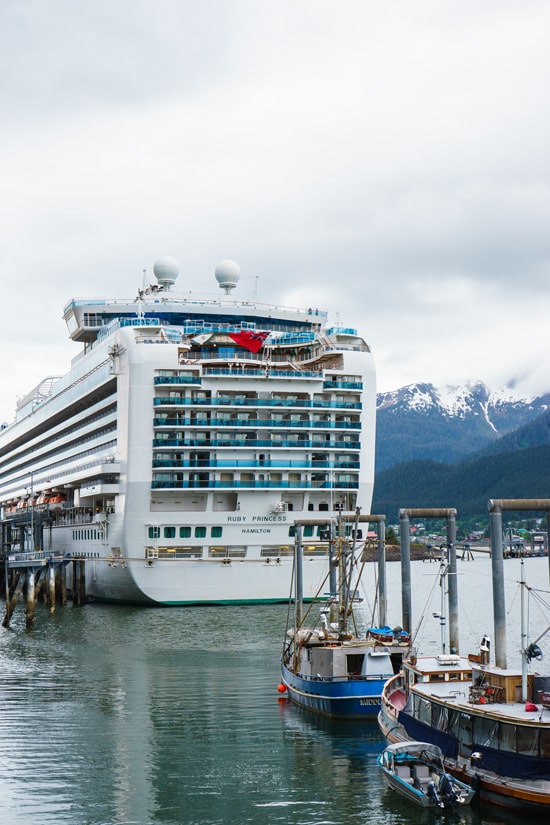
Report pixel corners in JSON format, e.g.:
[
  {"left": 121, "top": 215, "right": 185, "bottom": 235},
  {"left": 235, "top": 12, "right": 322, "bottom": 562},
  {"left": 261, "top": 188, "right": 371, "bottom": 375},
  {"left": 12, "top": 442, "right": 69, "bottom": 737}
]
[{"left": 413, "top": 678, "right": 550, "bottom": 724}]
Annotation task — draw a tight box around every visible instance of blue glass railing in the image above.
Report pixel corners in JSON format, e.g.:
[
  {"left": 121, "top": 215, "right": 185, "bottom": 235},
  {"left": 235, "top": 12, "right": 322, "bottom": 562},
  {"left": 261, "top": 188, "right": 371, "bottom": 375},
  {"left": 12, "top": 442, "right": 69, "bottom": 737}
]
[
  {"left": 152, "top": 458, "right": 360, "bottom": 469},
  {"left": 151, "top": 480, "right": 359, "bottom": 490},
  {"left": 151, "top": 416, "right": 360, "bottom": 429},
  {"left": 152, "top": 438, "right": 360, "bottom": 448},
  {"left": 153, "top": 376, "right": 201, "bottom": 385},
  {"left": 323, "top": 381, "right": 363, "bottom": 390},
  {"left": 203, "top": 368, "right": 322, "bottom": 379},
  {"left": 153, "top": 398, "right": 362, "bottom": 410}
]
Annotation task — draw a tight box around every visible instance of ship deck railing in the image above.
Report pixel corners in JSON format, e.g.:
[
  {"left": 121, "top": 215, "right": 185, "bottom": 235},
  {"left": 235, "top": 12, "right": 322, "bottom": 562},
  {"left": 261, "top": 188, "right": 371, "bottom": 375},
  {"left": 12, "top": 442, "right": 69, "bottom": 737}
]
[
  {"left": 152, "top": 438, "right": 360, "bottom": 449},
  {"left": 151, "top": 459, "right": 359, "bottom": 469},
  {"left": 151, "top": 479, "right": 359, "bottom": 490},
  {"left": 152, "top": 398, "right": 362, "bottom": 409},
  {"left": 202, "top": 367, "right": 323, "bottom": 379},
  {"left": 151, "top": 413, "right": 360, "bottom": 429}
]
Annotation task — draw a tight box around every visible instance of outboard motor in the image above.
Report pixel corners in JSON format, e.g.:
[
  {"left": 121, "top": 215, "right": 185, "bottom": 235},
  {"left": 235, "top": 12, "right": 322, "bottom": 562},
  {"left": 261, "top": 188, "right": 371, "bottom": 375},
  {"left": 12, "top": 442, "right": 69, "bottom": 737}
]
[
  {"left": 438, "top": 772, "right": 459, "bottom": 807},
  {"left": 427, "top": 780, "right": 443, "bottom": 808}
]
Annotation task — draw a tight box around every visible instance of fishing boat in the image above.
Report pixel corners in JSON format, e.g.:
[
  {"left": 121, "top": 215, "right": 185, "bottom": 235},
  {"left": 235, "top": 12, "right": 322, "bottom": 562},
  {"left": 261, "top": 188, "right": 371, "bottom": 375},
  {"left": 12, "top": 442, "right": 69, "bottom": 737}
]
[
  {"left": 379, "top": 554, "right": 550, "bottom": 813},
  {"left": 279, "top": 511, "right": 394, "bottom": 718},
  {"left": 0, "top": 256, "right": 376, "bottom": 605},
  {"left": 377, "top": 741, "right": 475, "bottom": 808}
]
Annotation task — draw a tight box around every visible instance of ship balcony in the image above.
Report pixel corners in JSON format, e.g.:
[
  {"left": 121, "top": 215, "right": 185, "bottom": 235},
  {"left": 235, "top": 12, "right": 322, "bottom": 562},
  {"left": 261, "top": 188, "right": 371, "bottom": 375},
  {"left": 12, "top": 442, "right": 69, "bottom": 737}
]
[
  {"left": 151, "top": 458, "right": 360, "bottom": 469},
  {"left": 79, "top": 483, "right": 120, "bottom": 499},
  {"left": 203, "top": 367, "right": 322, "bottom": 379},
  {"left": 323, "top": 380, "right": 363, "bottom": 390},
  {"left": 152, "top": 417, "right": 360, "bottom": 430},
  {"left": 151, "top": 479, "right": 359, "bottom": 490},
  {"left": 151, "top": 418, "right": 360, "bottom": 429},
  {"left": 152, "top": 398, "right": 362, "bottom": 410},
  {"left": 152, "top": 437, "right": 360, "bottom": 449},
  {"left": 153, "top": 375, "right": 201, "bottom": 385}
]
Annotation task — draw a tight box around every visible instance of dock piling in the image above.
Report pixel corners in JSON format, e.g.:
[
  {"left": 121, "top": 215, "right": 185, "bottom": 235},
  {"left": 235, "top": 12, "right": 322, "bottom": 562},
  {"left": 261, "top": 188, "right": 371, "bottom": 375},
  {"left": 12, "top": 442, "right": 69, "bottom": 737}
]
[{"left": 25, "top": 570, "right": 36, "bottom": 630}]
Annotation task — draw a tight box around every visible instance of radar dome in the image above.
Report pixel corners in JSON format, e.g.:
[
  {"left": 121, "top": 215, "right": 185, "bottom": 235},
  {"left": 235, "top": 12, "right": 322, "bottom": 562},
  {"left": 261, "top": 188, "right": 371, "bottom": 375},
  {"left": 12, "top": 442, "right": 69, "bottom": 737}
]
[
  {"left": 153, "top": 256, "right": 180, "bottom": 290},
  {"left": 215, "top": 259, "right": 240, "bottom": 294}
]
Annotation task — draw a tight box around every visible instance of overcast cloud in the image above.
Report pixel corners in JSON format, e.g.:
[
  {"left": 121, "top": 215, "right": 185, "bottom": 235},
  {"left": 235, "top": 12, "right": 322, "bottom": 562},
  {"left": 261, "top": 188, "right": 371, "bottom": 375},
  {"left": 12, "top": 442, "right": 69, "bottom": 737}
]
[{"left": 1, "top": 0, "right": 549, "bottom": 423}]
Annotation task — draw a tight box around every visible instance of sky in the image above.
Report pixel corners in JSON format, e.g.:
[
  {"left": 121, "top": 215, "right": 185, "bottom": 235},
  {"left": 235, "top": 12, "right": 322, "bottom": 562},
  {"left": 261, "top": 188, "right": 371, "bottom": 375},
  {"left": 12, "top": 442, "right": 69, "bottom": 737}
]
[{"left": 1, "top": 0, "right": 550, "bottom": 424}]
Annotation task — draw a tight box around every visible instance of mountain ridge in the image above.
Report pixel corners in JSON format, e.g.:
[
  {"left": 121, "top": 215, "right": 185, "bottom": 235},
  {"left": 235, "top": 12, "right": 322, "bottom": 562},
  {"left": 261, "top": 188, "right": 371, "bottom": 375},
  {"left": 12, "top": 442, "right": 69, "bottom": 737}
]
[
  {"left": 373, "top": 380, "right": 550, "bottom": 521},
  {"left": 375, "top": 380, "right": 550, "bottom": 471}
]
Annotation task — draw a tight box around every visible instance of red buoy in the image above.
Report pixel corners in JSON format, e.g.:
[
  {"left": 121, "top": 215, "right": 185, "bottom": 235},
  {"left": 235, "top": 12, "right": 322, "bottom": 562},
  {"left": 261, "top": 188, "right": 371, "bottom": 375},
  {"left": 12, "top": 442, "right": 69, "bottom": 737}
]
[{"left": 277, "top": 683, "right": 287, "bottom": 693}]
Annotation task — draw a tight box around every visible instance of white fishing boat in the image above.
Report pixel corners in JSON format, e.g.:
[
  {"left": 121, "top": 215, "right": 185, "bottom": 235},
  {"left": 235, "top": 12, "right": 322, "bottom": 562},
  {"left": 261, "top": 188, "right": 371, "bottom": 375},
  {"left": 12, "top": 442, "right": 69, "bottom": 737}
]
[
  {"left": 0, "top": 257, "right": 376, "bottom": 605},
  {"left": 379, "top": 554, "right": 550, "bottom": 813}
]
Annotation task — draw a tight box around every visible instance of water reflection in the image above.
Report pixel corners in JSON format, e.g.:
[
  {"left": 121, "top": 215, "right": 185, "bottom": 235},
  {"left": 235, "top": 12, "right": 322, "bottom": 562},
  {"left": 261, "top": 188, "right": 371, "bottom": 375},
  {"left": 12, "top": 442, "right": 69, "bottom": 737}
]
[{"left": 0, "top": 559, "right": 547, "bottom": 824}]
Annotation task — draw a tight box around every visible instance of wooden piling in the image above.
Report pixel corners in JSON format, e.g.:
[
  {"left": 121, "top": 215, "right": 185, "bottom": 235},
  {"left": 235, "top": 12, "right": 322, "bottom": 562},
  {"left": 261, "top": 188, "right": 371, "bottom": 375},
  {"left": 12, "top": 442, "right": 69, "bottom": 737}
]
[
  {"left": 2, "top": 572, "right": 23, "bottom": 628},
  {"left": 25, "top": 570, "right": 36, "bottom": 630},
  {"left": 48, "top": 564, "right": 56, "bottom": 614}
]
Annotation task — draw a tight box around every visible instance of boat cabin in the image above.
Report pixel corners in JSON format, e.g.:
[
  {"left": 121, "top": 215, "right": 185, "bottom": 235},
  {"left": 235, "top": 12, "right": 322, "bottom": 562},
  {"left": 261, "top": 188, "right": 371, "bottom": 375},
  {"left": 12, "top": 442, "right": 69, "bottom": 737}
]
[{"left": 300, "top": 641, "right": 394, "bottom": 680}]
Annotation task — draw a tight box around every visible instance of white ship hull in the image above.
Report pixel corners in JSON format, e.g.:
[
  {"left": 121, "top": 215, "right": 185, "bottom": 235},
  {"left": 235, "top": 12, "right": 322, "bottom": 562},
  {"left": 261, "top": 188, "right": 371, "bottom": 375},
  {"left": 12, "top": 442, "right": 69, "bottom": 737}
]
[{"left": 0, "top": 257, "right": 376, "bottom": 606}]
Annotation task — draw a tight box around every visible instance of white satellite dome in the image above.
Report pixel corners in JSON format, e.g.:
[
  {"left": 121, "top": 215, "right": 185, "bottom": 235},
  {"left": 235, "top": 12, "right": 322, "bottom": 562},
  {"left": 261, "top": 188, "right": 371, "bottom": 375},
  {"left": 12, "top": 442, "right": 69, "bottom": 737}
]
[
  {"left": 153, "top": 256, "right": 180, "bottom": 290},
  {"left": 215, "top": 259, "right": 240, "bottom": 294}
]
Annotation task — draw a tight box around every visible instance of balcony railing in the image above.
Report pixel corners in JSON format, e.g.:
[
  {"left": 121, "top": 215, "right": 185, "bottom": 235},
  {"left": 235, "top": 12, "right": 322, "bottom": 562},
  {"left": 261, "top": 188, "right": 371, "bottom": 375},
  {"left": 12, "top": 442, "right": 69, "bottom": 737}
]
[
  {"left": 151, "top": 480, "right": 359, "bottom": 490},
  {"left": 152, "top": 438, "right": 360, "bottom": 449},
  {"left": 152, "top": 416, "right": 360, "bottom": 429},
  {"left": 153, "top": 398, "right": 362, "bottom": 410},
  {"left": 151, "top": 458, "right": 360, "bottom": 469}
]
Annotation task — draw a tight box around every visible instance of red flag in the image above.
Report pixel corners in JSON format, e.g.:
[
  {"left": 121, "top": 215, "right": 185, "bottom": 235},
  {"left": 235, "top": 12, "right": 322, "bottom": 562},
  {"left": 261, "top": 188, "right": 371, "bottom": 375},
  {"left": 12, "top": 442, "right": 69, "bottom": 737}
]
[{"left": 229, "top": 330, "right": 270, "bottom": 353}]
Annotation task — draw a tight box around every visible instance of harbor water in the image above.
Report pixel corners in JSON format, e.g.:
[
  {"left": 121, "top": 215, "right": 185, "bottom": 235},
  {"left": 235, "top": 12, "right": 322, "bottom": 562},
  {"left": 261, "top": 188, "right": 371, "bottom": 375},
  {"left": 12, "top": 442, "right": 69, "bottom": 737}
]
[{"left": 0, "top": 555, "right": 548, "bottom": 825}]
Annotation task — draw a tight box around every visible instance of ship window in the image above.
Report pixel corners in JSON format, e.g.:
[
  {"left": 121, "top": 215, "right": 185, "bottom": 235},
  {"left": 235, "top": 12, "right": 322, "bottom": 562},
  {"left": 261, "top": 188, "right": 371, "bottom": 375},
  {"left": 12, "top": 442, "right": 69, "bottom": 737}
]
[
  {"left": 447, "top": 709, "right": 459, "bottom": 737},
  {"left": 476, "top": 716, "right": 499, "bottom": 749},
  {"left": 148, "top": 526, "right": 160, "bottom": 539},
  {"left": 499, "top": 722, "right": 516, "bottom": 753},
  {"left": 288, "top": 526, "right": 296, "bottom": 537},
  {"left": 516, "top": 726, "right": 539, "bottom": 756},
  {"left": 164, "top": 527, "right": 176, "bottom": 538},
  {"left": 179, "top": 526, "right": 191, "bottom": 538},
  {"left": 195, "top": 526, "right": 206, "bottom": 538},
  {"left": 303, "top": 526, "right": 314, "bottom": 537},
  {"left": 432, "top": 703, "right": 448, "bottom": 732},
  {"left": 540, "top": 729, "right": 550, "bottom": 757},
  {"left": 211, "top": 526, "right": 222, "bottom": 538},
  {"left": 417, "top": 697, "right": 432, "bottom": 725}
]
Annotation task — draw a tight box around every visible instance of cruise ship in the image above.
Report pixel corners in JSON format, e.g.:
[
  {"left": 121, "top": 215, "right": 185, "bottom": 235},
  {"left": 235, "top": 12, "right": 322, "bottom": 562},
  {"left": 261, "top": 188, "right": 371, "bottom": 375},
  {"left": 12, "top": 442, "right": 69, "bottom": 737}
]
[{"left": 0, "top": 257, "right": 376, "bottom": 605}]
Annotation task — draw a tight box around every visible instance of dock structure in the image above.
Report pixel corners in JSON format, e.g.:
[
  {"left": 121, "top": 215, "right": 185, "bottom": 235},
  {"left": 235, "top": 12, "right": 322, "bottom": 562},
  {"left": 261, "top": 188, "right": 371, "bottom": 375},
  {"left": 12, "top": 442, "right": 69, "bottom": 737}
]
[
  {"left": 292, "top": 510, "right": 387, "bottom": 628},
  {"left": 2, "top": 550, "right": 72, "bottom": 629},
  {"left": 488, "top": 498, "right": 550, "bottom": 670},
  {"left": 399, "top": 508, "right": 459, "bottom": 655}
]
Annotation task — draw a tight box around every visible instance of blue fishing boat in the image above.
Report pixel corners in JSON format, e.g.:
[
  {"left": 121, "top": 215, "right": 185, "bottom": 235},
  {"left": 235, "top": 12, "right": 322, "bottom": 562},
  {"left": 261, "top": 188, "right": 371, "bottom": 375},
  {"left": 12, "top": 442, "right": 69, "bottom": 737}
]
[{"left": 279, "top": 511, "right": 394, "bottom": 719}]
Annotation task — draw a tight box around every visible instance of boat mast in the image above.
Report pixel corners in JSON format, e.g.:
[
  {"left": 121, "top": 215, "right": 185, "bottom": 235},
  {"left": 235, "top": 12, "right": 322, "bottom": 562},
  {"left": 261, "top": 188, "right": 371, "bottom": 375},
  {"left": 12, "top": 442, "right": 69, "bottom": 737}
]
[
  {"left": 294, "top": 523, "right": 304, "bottom": 632},
  {"left": 520, "top": 557, "right": 528, "bottom": 703},
  {"left": 437, "top": 549, "right": 450, "bottom": 655}
]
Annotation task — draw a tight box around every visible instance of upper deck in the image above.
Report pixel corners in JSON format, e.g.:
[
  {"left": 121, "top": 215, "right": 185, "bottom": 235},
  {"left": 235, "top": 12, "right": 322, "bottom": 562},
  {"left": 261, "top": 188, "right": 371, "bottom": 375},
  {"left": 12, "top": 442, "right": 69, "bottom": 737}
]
[
  {"left": 406, "top": 655, "right": 550, "bottom": 726},
  {"left": 63, "top": 291, "right": 327, "bottom": 344}
]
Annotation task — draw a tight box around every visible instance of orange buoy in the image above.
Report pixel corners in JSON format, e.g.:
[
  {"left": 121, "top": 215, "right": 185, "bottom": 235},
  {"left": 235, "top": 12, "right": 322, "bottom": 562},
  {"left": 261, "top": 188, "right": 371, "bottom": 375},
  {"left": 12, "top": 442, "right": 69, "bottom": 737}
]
[{"left": 277, "top": 683, "right": 287, "bottom": 693}]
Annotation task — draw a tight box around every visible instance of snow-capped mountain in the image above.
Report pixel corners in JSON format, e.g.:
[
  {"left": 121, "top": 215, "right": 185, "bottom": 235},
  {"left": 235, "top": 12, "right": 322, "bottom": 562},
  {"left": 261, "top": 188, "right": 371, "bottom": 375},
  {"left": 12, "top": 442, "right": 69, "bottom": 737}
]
[{"left": 376, "top": 381, "right": 550, "bottom": 471}]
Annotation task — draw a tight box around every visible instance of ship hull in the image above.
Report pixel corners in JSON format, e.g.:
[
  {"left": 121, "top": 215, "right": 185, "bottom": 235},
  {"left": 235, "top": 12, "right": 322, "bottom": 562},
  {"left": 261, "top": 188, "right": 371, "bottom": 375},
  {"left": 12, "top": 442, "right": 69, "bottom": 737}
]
[
  {"left": 82, "top": 554, "right": 329, "bottom": 606},
  {"left": 281, "top": 663, "right": 386, "bottom": 720}
]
